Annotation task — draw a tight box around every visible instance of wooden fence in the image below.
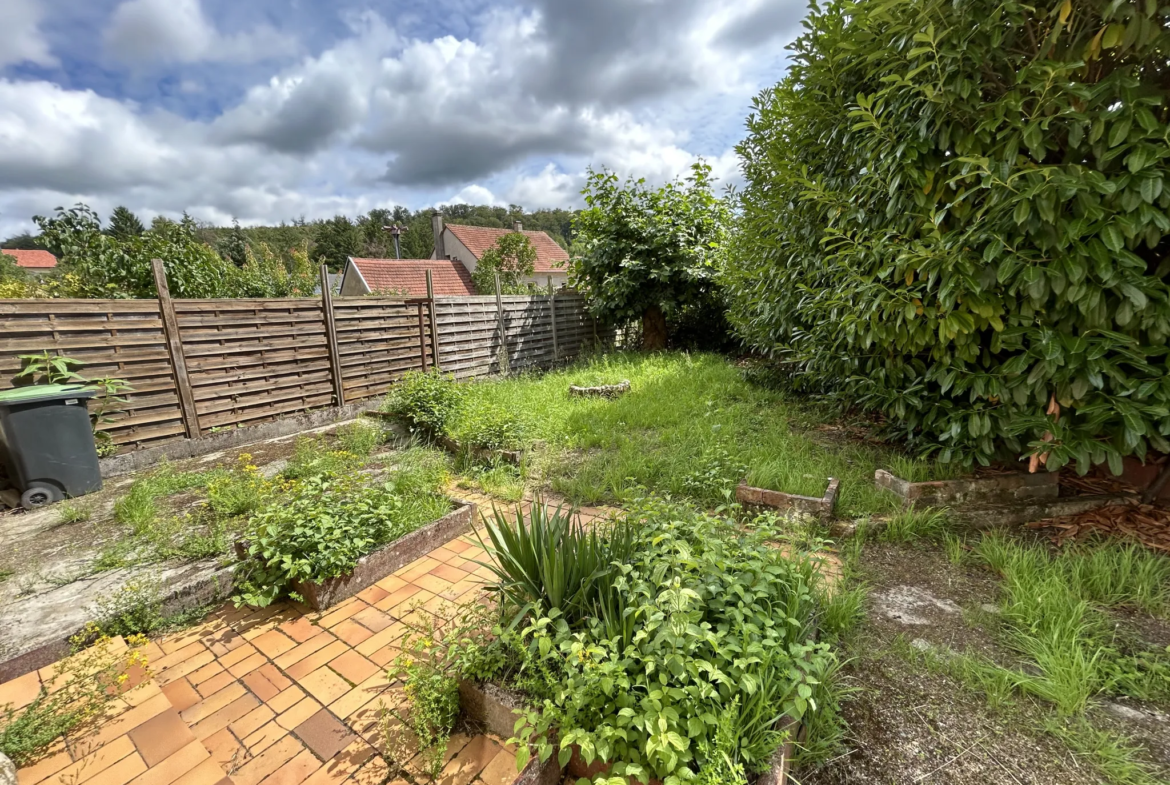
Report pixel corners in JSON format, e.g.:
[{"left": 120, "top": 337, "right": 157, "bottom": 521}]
[{"left": 0, "top": 267, "right": 598, "bottom": 452}]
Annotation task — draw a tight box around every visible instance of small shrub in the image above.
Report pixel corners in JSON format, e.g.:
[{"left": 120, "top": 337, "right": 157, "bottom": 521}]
[
  {"left": 383, "top": 370, "right": 463, "bottom": 435},
  {"left": 680, "top": 445, "right": 748, "bottom": 503},
  {"left": 91, "top": 577, "right": 164, "bottom": 638},
  {"left": 207, "top": 454, "right": 268, "bottom": 518},
  {"left": 451, "top": 401, "right": 525, "bottom": 451},
  {"left": 386, "top": 614, "right": 461, "bottom": 779},
  {"left": 236, "top": 471, "right": 451, "bottom": 607},
  {"left": 337, "top": 421, "right": 383, "bottom": 456}
]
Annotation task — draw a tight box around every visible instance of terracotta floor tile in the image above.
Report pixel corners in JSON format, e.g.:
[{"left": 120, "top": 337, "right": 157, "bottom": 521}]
[
  {"left": 326, "top": 652, "right": 378, "bottom": 687},
  {"left": 330, "top": 620, "right": 373, "bottom": 648},
  {"left": 196, "top": 672, "right": 237, "bottom": 700},
  {"left": 278, "top": 617, "right": 321, "bottom": 645},
  {"left": 180, "top": 684, "right": 247, "bottom": 725},
  {"left": 412, "top": 573, "right": 455, "bottom": 596},
  {"left": 242, "top": 722, "right": 289, "bottom": 756},
  {"left": 267, "top": 686, "right": 307, "bottom": 715},
  {"left": 161, "top": 680, "right": 201, "bottom": 713},
  {"left": 218, "top": 643, "right": 260, "bottom": 669},
  {"left": 354, "top": 585, "right": 389, "bottom": 605},
  {"left": 297, "top": 668, "right": 350, "bottom": 706},
  {"left": 188, "top": 662, "right": 226, "bottom": 688},
  {"left": 157, "top": 650, "right": 217, "bottom": 686},
  {"left": 476, "top": 748, "right": 518, "bottom": 785},
  {"left": 52, "top": 736, "right": 136, "bottom": 785},
  {"left": 257, "top": 749, "right": 320, "bottom": 785},
  {"left": 445, "top": 539, "right": 472, "bottom": 555},
  {"left": 252, "top": 631, "right": 298, "bottom": 660},
  {"left": 350, "top": 607, "right": 394, "bottom": 633},
  {"left": 15, "top": 742, "right": 70, "bottom": 785},
  {"left": 314, "top": 599, "right": 366, "bottom": 630},
  {"left": 426, "top": 546, "right": 459, "bottom": 563},
  {"left": 395, "top": 557, "right": 442, "bottom": 583},
  {"left": 370, "top": 584, "right": 422, "bottom": 614},
  {"left": 152, "top": 643, "right": 207, "bottom": 673},
  {"left": 203, "top": 727, "right": 248, "bottom": 773},
  {"left": 386, "top": 591, "right": 436, "bottom": 620},
  {"left": 191, "top": 694, "right": 262, "bottom": 741},
  {"left": 243, "top": 669, "right": 284, "bottom": 703},
  {"left": 285, "top": 641, "right": 349, "bottom": 682},
  {"left": 227, "top": 653, "right": 267, "bottom": 680},
  {"left": 293, "top": 709, "right": 357, "bottom": 762},
  {"left": 126, "top": 740, "right": 208, "bottom": 785},
  {"left": 204, "top": 628, "right": 248, "bottom": 658},
  {"left": 82, "top": 693, "right": 172, "bottom": 751},
  {"left": 274, "top": 635, "right": 337, "bottom": 672},
  {"left": 351, "top": 756, "right": 393, "bottom": 785},
  {"left": 431, "top": 563, "right": 470, "bottom": 584},
  {"left": 436, "top": 735, "right": 501, "bottom": 785},
  {"left": 353, "top": 624, "right": 406, "bottom": 659},
  {"left": 159, "top": 628, "right": 208, "bottom": 655},
  {"left": 128, "top": 708, "right": 197, "bottom": 767},
  {"left": 0, "top": 671, "right": 42, "bottom": 712},
  {"left": 276, "top": 697, "right": 324, "bottom": 731},
  {"left": 230, "top": 704, "right": 277, "bottom": 740},
  {"left": 171, "top": 757, "right": 229, "bottom": 785},
  {"left": 232, "top": 736, "right": 305, "bottom": 785},
  {"left": 372, "top": 575, "right": 408, "bottom": 594},
  {"left": 300, "top": 740, "right": 376, "bottom": 785},
  {"left": 443, "top": 555, "right": 476, "bottom": 572},
  {"left": 82, "top": 751, "right": 147, "bottom": 785}
]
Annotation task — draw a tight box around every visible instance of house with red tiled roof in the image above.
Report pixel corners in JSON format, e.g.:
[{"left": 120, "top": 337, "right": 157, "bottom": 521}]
[
  {"left": 338, "top": 258, "right": 476, "bottom": 297},
  {"left": 431, "top": 215, "right": 570, "bottom": 290},
  {"left": 1, "top": 249, "right": 57, "bottom": 276}
]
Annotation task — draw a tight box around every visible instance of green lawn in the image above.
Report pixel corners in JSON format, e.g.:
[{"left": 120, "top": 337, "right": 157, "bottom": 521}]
[{"left": 456, "top": 351, "right": 950, "bottom": 516}]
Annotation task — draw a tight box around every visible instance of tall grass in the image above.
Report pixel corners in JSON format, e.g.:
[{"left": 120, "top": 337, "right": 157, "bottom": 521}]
[{"left": 456, "top": 353, "right": 942, "bottom": 515}]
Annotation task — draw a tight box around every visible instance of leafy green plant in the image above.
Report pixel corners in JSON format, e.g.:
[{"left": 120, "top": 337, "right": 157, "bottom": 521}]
[
  {"left": 470, "top": 232, "right": 537, "bottom": 295},
  {"left": 679, "top": 445, "right": 747, "bottom": 503},
  {"left": 91, "top": 577, "right": 165, "bottom": 638},
  {"left": 57, "top": 501, "right": 92, "bottom": 525},
  {"left": 725, "top": 0, "right": 1170, "bottom": 472},
  {"left": 14, "top": 351, "right": 132, "bottom": 457},
  {"left": 383, "top": 370, "right": 464, "bottom": 435},
  {"left": 236, "top": 471, "right": 451, "bottom": 607},
  {"left": 573, "top": 163, "right": 732, "bottom": 350},
  {"left": 504, "top": 496, "right": 836, "bottom": 783},
  {"left": 206, "top": 453, "right": 268, "bottom": 518},
  {"left": 15, "top": 352, "right": 86, "bottom": 385},
  {"left": 477, "top": 501, "right": 634, "bottom": 627},
  {"left": 336, "top": 421, "right": 384, "bottom": 456},
  {"left": 386, "top": 614, "right": 462, "bottom": 779},
  {"left": 878, "top": 507, "right": 952, "bottom": 543},
  {"left": 279, "top": 438, "right": 365, "bottom": 481},
  {"left": 451, "top": 400, "right": 525, "bottom": 451}
]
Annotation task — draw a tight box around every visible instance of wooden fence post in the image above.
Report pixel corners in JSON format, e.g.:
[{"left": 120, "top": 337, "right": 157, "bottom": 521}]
[
  {"left": 320, "top": 265, "right": 345, "bottom": 406},
  {"left": 548, "top": 276, "right": 559, "bottom": 363},
  {"left": 416, "top": 302, "right": 428, "bottom": 372},
  {"left": 494, "top": 273, "right": 508, "bottom": 375},
  {"left": 426, "top": 270, "right": 441, "bottom": 371},
  {"left": 152, "top": 258, "right": 201, "bottom": 439}
]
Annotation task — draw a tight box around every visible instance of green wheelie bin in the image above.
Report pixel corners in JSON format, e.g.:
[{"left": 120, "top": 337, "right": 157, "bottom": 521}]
[{"left": 0, "top": 384, "right": 102, "bottom": 508}]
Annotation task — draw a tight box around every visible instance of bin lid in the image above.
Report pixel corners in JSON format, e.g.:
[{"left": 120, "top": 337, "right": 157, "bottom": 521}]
[{"left": 0, "top": 384, "right": 98, "bottom": 404}]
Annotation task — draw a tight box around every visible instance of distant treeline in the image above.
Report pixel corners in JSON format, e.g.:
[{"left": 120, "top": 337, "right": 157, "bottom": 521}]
[{"left": 3, "top": 204, "right": 577, "bottom": 273}]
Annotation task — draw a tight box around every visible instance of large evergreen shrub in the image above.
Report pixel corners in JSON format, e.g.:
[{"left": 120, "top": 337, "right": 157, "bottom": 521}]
[{"left": 725, "top": 0, "right": 1170, "bottom": 471}]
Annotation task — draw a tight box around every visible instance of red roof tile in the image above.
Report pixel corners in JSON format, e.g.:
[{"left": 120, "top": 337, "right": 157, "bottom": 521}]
[
  {"left": 350, "top": 258, "right": 476, "bottom": 297},
  {"left": 444, "top": 225, "right": 569, "bottom": 273},
  {"left": 2, "top": 249, "right": 57, "bottom": 269}
]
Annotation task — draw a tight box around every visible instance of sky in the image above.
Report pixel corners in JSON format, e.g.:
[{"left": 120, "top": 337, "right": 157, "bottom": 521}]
[{"left": 0, "top": 0, "right": 806, "bottom": 238}]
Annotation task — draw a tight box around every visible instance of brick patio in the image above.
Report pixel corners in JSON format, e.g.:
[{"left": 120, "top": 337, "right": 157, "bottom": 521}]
[
  {"left": 2, "top": 491, "right": 836, "bottom": 785},
  {"left": 4, "top": 494, "right": 615, "bottom": 785}
]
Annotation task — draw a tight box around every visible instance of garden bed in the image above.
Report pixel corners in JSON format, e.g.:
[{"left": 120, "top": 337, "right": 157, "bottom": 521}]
[
  {"left": 737, "top": 478, "right": 840, "bottom": 520},
  {"left": 292, "top": 500, "right": 475, "bottom": 609}
]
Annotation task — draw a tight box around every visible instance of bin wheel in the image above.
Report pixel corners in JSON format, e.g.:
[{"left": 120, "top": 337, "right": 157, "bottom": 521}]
[{"left": 21, "top": 486, "right": 60, "bottom": 509}]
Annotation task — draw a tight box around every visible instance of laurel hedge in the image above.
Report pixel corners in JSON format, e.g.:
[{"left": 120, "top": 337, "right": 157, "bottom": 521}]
[{"left": 725, "top": 0, "right": 1170, "bottom": 471}]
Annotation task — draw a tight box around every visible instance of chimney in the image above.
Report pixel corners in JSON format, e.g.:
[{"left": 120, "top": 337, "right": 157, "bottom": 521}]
[
  {"left": 431, "top": 211, "right": 446, "bottom": 259},
  {"left": 513, "top": 220, "right": 523, "bottom": 233}
]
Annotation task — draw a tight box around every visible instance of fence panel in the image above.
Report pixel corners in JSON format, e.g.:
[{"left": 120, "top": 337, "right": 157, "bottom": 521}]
[
  {"left": 174, "top": 299, "right": 333, "bottom": 433},
  {"left": 0, "top": 300, "right": 186, "bottom": 449},
  {"left": 0, "top": 292, "right": 597, "bottom": 453},
  {"left": 333, "top": 298, "right": 433, "bottom": 401}
]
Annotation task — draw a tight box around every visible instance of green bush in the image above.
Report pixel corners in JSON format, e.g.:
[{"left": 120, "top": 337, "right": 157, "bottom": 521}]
[
  {"left": 724, "top": 0, "right": 1170, "bottom": 472},
  {"left": 235, "top": 472, "right": 451, "bottom": 607},
  {"left": 451, "top": 401, "right": 525, "bottom": 451},
  {"left": 383, "top": 370, "right": 464, "bottom": 435}
]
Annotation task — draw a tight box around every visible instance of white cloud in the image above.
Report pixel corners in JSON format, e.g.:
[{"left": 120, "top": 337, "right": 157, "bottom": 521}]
[
  {"left": 0, "top": 0, "right": 56, "bottom": 68},
  {"left": 104, "top": 0, "right": 298, "bottom": 64}
]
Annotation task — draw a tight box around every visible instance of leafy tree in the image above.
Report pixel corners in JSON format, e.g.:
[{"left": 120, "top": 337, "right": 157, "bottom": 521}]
[
  {"left": 218, "top": 218, "right": 249, "bottom": 267},
  {"left": 572, "top": 162, "right": 731, "bottom": 349},
  {"left": 723, "top": 0, "right": 1170, "bottom": 472},
  {"left": 313, "top": 215, "right": 361, "bottom": 271},
  {"left": 1, "top": 233, "right": 50, "bottom": 251},
  {"left": 471, "top": 233, "right": 537, "bottom": 294},
  {"left": 106, "top": 207, "right": 145, "bottom": 240}
]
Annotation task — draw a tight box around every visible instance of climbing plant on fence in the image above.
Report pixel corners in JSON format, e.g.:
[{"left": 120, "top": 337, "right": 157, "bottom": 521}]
[{"left": 724, "top": 0, "right": 1170, "bottom": 472}]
